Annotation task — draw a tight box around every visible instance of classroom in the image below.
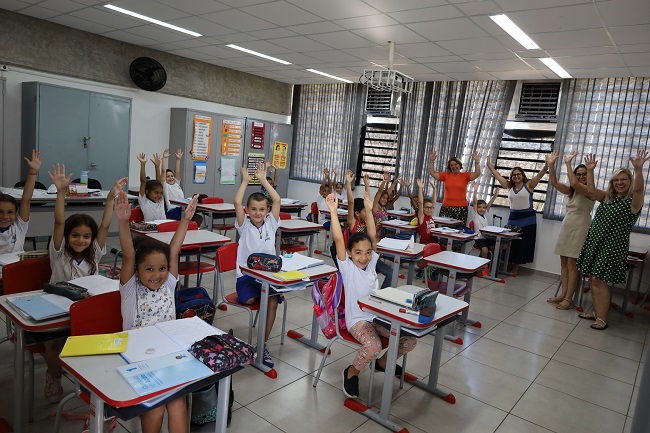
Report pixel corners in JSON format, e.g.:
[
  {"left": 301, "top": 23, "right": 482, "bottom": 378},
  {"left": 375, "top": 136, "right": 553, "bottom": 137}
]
[{"left": 0, "top": 1, "right": 649, "bottom": 433}]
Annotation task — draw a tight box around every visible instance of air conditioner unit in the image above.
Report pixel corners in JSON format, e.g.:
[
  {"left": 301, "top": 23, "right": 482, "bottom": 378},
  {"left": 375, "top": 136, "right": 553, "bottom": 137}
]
[
  {"left": 508, "top": 81, "right": 561, "bottom": 122},
  {"left": 365, "top": 88, "right": 402, "bottom": 118}
]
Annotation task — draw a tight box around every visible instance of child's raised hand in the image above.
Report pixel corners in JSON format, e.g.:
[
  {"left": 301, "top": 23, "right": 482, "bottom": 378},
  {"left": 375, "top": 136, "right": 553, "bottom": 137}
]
[
  {"left": 265, "top": 161, "right": 272, "bottom": 170},
  {"left": 564, "top": 151, "right": 578, "bottom": 164},
  {"left": 630, "top": 150, "right": 650, "bottom": 169},
  {"left": 151, "top": 153, "right": 162, "bottom": 166},
  {"left": 24, "top": 149, "right": 42, "bottom": 172},
  {"left": 472, "top": 150, "right": 481, "bottom": 162},
  {"left": 48, "top": 163, "right": 72, "bottom": 191},
  {"left": 546, "top": 151, "right": 559, "bottom": 165},
  {"left": 137, "top": 153, "right": 146, "bottom": 163},
  {"left": 241, "top": 165, "right": 251, "bottom": 183},
  {"left": 175, "top": 149, "right": 183, "bottom": 159},
  {"left": 430, "top": 151, "right": 438, "bottom": 163},
  {"left": 113, "top": 190, "right": 131, "bottom": 221},
  {"left": 494, "top": 187, "right": 501, "bottom": 195},
  {"left": 404, "top": 178, "right": 411, "bottom": 187},
  {"left": 325, "top": 193, "right": 338, "bottom": 212},
  {"left": 383, "top": 170, "right": 390, "bottom": 182},
  {"left": 162, "top": 148, "right": 170, "bottom": 159},
  {"left": 111, "top": 177, "right": 128, "bottom": 196},
  {"left": 254, "top": 162, "right": 267, "bottom": 180},
  {"left": 183, "top": 194, "right": 199, "bottom": 221},
  {"left": 584, "top": 154, "right": 598, "bottom": 170},
  {"left": 363, "top": 191, "right": 372, "bottom": 210},
  {"left": 416, "top": 178, "right": 423, "bottom": 188},
  {"left": 363, "top": 173, "right": 370, "bottom": 186},
  {"left": 345, "top": 169, "right": 354, "bottom": 183}
]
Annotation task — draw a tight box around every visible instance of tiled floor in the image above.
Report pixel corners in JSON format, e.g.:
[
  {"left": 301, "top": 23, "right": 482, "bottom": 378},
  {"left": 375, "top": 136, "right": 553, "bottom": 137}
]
[{"left": 1, "top": 233, "right": 648, "bottom": 433}]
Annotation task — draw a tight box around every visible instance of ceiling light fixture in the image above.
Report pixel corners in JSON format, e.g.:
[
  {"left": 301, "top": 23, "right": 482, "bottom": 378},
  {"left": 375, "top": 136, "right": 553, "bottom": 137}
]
[
  {"left": 306, "top": 69, "right": 353, "bottom": 83},
  {"left": 489, "top": 14, "right": 539, "bottom": 50},
  {"left": 226, "top": 44, "right": 291, "bottom": 65},
  {"left": 540, "top": 57, "right": 572, "bottom": 78},
  {"left": 104, "top": 5, "right": 202, "bottom": 37}
]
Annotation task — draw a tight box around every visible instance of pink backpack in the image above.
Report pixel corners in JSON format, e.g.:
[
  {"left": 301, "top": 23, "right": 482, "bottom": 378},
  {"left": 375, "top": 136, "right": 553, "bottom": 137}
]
[{"left": 312, "top": 272, "right": 346, "bottom": 339}]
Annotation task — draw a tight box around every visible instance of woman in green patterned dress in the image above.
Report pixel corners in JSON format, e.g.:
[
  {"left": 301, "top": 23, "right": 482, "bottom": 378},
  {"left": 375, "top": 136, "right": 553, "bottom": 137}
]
[{"left": 577, "top": 150, "right": 649, "bottom": 330}]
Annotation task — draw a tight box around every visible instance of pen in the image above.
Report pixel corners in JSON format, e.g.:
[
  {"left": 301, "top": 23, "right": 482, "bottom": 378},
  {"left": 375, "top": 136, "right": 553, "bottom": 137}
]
[{"left": 399, "top": 308, "right": 419, "bottom": 316}]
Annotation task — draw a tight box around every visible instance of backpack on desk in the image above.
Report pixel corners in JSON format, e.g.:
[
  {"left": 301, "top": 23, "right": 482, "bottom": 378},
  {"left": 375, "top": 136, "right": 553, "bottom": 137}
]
[{"left": 175, "top": 287, "right": 215, "bottom": 325}]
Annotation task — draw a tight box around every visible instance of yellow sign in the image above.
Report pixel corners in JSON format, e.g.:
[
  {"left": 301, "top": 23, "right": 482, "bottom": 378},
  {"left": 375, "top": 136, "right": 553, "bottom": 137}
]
[{"left": 272, "top": 141, "right": 288, "bottom": 169}]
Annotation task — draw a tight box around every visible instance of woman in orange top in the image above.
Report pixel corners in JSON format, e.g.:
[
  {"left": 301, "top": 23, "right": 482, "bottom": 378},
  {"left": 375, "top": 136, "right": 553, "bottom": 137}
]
[{"left": 429, "top": 151, "right": 481, "bottom": 224}]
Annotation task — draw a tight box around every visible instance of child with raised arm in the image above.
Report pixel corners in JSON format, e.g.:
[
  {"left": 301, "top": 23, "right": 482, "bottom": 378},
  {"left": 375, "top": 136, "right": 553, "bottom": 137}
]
[
  {"left": 160, "top": 148, "right": 203, "bottom": 227},
  {"left": 333, "top": 169, "right": 345, "bottom": 201},
  {"left": 115, "top": 191, "right": 198, "bottom": 433},
  {"left": 261, "top": 161, "right": 279, "bottom": 202},
  {"left": 137, "top": 152, "right": 165, "bottom": 221},
  {"left": 0, "top": 150, "right": 42, "bottom": 258},
  {"left": 234, "top": 162, "right": 282, "bottom": 368},
  {"left": 372, "top": 171, "right": 391, "bottom": 238},
  {"left": 316, "top": 167, "right": 332, "bottom": 212},
  {"left": 385, "top": 175, "right": 402, "bottom": 211},
  {"left": 44, "top": 164, "right": 126, "bottom": 403},
  {"left": 471, "top": 181, "right": 500, "bottom": 262},
  {"left": 326, "top": 192, "right": 416, "bottom": 399}
]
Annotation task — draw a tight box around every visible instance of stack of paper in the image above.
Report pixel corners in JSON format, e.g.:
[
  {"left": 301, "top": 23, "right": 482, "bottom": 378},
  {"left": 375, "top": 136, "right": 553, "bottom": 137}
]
[
  {"left": 7, "top": 293, "right": 73, "bottom": 321},
  {"left": 280, "top": 253, "right": 323, "bottom": 272},
  {"left": 280, "top": 198, "right": 300, "bottom": 205},
  {"left": 377, "top": 238, "right": 410, "bottom": 250},
  {"left": 69, "top": 275, "right": 119, "bottom": 296},
  {"left": 273, "top": 270, "right": 308, "bottom": 281},
  {"left": 370, "top": 287, "right": 414, "bottom": 308},
  {"left": 481, "top": 225, "right": 507, "bottom": 233}
]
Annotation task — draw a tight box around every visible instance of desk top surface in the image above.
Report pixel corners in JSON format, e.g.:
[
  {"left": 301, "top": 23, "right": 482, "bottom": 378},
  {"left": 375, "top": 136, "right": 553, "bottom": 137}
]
[
  {"left": 0, "top": 187, "right": 137, "bottom": 202},
  {"left": 430, "top": 228, "right": 477, "bottom": 240},
  {"left": 240, "top": 263, "right": 337, "bottom": 285},
  {"left": 146, "top": 230, "right": 230, "bottom": 246},
  {"left": 479, "top": 226, "right": 521, "bottom": 238},
  {"left": 376, "top": 242, "right": 425, "bottom": 257},
  {"left": 424, "top": 250, "right": 490, "bottom": 271},
  {"left": 381, "top": 220, "right": 418, "bottom": 230},
  {"left": 278, "top": 219, "right": 323, "bottom": 231}
]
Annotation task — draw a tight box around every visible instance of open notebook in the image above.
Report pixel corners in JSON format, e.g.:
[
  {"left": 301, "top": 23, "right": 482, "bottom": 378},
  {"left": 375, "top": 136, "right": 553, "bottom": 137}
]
[
  {"left": 370, "top": 287, "right": 416, "bottom": 308},
  {"left": 280, "top": 253, "right": 324, "bottom": 272}
]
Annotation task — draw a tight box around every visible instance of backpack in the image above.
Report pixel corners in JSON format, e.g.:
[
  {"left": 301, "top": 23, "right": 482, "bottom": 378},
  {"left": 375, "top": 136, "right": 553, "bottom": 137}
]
[
  {"left": 175, "top": 287, "right": 216, "bottom": 325},
  {"left": 311, "top": 271, "right": 345, "bottom": 339}
]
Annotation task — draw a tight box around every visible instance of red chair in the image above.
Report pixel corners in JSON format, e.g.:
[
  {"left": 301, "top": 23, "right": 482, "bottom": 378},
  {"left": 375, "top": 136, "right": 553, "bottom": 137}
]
[
  {"left": 129, "top": 207, "right": 144, "bottom": 222},
  {"left": 278, "top": 212, "right": 308, "bottom": 254},
  {"left": 2, "top": 256, "right": 52, "bottom": 423},
  {"left": 203, "top": 196, "right": 235, "bottom": 236},
  {"left": 216, "top": 243, "right": 287, "bottom": 345},
  {"left": 54, "top": 291, "right": 123, "bottom": 433}
]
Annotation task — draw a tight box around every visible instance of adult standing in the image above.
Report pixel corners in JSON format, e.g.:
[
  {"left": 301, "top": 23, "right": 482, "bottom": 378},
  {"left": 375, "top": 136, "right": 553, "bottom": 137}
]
[
  {"left": 577, "top": 151, "right": 649, "bottom": 330},
  {"left": 486, "top": 157, "right": 548, "bottom": 275},
  {"left": 428, "top": 151, "right": 481, "bottom": 224},
  {"left": 546, "top": 151, "right": 596, "bottom": 310}
]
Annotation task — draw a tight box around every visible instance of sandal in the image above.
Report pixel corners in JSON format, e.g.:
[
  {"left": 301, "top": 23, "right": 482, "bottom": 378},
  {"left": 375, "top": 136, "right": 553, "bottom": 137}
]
[
  {"left": 547, "top": 296, "right": 564, "bottom": 304},
  {"left": 556, "top": 299, "right": 575, "bottom": 310},
  {"left": 590, "top": 318, "right": 608, "bottom": 330},
  {"left": 578, "top": 311, "right": 597, "bottom": 321}
]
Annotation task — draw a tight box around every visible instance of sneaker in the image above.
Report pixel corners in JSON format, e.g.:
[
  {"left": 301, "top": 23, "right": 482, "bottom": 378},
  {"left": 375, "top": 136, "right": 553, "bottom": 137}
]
[
  {"left": 374, "top": 360, "right": 403, "bottom": 377},
  {"left": 415, "top": 268, "right": 424, "bottom": 279},
  {"left": 262, "top": 345, "right": 274, "bottom": 368},
  {"left": 342, "top": 366, "right": 359, "bottom": 398},
  {"left": 44, "top": 370, "right": 63, "bottom": 403}
]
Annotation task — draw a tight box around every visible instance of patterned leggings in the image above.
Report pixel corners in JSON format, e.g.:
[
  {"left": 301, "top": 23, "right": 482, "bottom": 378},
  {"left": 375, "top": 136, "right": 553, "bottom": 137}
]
[{"left": 348, "top": 320, "right": 417, "bottom": 372}]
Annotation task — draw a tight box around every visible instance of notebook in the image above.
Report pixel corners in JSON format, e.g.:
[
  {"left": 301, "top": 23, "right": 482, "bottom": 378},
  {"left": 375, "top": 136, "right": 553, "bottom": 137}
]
[
  {"left": 370, "top": 287, "right": 415, "bottom": 308},
  {"left": 60, "top": 332, "right": 128, "bottom": 357},
  {"left": 7, "top": 293, "right": 73, "bottom": 321},
  {"left": 280, "top": 253, "right": 324, "bottom": 272},
  {"left": 377, "top": 238, "right": 410, "bottom": 250},
  {"left": 272, "top": 270, "right": 308, "bottom": 281}
]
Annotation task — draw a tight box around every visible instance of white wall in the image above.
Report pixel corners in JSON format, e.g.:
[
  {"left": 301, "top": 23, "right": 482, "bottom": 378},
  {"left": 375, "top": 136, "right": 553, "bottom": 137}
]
[{"left": 1, "top": 67, "right": 289, "bottom": 186}]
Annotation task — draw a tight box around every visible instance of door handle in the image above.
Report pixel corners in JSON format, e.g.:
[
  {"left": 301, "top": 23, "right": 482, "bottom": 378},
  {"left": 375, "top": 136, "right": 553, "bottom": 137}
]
[
  {"left": 90, "top": 163, "right": 98, "bottom": 168},
  {"left": 83, "top": 136, "right": 91, "bottom": 148}
]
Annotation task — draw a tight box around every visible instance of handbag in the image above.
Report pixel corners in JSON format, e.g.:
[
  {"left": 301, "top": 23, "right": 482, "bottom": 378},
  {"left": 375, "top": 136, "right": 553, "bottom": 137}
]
[
  {"left": 191, "top": 334, "right": 256, "bottom": 373},
  {"left": 504, "top": 224, "right": 523, "bottom": 233},
  {"left": 129, "top": 221, "right": 157, "bottom": 231},
  {"left": 246, "top": 253, "right": 282, "bottom": 272},
  {"left": 43, "top": 281, "right": 89, "bottom": 301}
]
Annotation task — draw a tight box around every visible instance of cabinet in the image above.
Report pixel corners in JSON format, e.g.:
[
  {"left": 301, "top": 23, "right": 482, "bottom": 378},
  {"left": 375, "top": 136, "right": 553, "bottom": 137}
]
[{"left": 21, "top": 82, "right": 131, "bottom": 189}]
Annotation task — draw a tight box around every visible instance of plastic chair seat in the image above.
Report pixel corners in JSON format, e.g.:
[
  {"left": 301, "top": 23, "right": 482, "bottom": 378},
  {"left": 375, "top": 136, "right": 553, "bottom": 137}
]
[
  {"left": 280, "top": 243, "right": 308, "bottom": 253},
  {"left": 225, "top": 292, "right": 260, "bottom": 311},
  {"left": 178, "top": 262, "right": 216, "bottom": 275},
  {"left": 427, "top": 280, "right": 470, "bottom": 298}
]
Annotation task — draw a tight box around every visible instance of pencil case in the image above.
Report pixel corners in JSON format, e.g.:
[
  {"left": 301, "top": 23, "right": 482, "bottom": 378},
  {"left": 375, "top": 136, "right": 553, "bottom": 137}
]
[
  {"left": 246, "top": 253, "right": 282, "bottom": 272},
  {"left": 44, "top": 281, "right": 89, "bottom": 301}
]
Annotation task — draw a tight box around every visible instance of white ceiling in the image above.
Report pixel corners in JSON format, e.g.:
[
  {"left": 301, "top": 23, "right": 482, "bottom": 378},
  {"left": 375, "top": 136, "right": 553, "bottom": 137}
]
[{"left": 2, "top": 0, "right": 650, "bottom": 84}]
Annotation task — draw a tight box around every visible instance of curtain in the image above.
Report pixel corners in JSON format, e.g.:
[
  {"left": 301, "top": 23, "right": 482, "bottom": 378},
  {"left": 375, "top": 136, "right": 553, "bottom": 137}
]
[
  {"left": 546, "top": 77, "right": 650, "bottom": 231},
  {"left": 290, "top": 83, "right": 364, "bottom": 183}
]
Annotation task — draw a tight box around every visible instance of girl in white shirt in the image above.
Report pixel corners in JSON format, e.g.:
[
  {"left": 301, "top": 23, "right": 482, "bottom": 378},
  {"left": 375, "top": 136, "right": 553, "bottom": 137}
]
[
  {"left": 115, "top": 190, "right": 198, "bottom": 433},
  {"left": 326, "top": 192, "right": 417, "bottom": 399},
  {"left": 160, "top": 148, "right": 203, "bottom": 227}
]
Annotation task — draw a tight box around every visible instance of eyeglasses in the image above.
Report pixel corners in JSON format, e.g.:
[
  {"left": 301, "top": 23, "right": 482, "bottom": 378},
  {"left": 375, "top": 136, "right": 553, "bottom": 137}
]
[
  {"left": 576, "top": 173, "right": 587, "bottom": 177},
  {"left": 423, "top": 206, "right": 435, "bottom": 210},
  {"left": 511, "top": 173, "right": 523, "bottom": 177}
]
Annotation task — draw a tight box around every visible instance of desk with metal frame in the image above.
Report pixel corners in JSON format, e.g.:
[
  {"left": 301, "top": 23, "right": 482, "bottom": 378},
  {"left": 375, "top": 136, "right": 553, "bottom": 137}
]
[
  {"left": 478, "top": 227, "right": 521, "bottom": 283},
  {"left": 276, "top": 219, "right": 324, "bottom": 256},
  {"left": 376, "top": 242, "right": 425, "bottom": 288}
]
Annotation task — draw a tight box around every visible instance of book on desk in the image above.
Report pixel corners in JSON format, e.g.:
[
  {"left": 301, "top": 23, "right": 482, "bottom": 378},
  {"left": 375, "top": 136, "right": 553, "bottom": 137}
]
[
  {"left": 61, "top": 332, "right": 128, "bottom": 357},
  {"left": 6, "top": 293, "right": 73, "bottom": 321}
]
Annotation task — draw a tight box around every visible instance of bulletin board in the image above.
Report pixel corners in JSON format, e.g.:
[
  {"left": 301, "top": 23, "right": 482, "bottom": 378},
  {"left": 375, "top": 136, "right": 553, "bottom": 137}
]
[
  {"left": 272, "top": 141, "right": 288, "bottom": 169},
  {"left": 221, "top": 119, "right": 242, "bottom": 156},
  {"left": 192, "top": 115, "right": 212, "bottom": 160},
  {"left": 247, "top": 152, "right": 265, "bottom": 185},
  {"left": 250, "top": 121, "right": 265, "bottom": 149}
]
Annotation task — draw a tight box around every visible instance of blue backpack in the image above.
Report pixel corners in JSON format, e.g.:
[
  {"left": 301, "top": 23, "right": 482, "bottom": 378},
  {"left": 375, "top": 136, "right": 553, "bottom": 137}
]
[{"left": 175, "top": 287, "right": 215, "bottom": 325}]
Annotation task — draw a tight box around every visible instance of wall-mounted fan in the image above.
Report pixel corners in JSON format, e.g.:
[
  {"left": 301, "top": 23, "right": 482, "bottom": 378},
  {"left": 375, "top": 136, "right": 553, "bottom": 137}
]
[{"left": 129, "top": 57, "right": 167, "bottom": 91}]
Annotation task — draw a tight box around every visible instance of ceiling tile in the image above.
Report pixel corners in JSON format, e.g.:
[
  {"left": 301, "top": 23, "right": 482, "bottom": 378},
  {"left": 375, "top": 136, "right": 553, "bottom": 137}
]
[
  {"left": 285, "top": 0, "right": 379, "bottom": 20},
  {"left": 508, "top": 4, "right": 604, "bottom": 33},
  {"left": 73, "top": 0, "right": 105, "bottom": 5},
  {"left": 490, "top": 70, "right": 547, "bottom": 80},
  {"left": 472, "top": 58, "right": 535, "bottom": 72},
  {"left": 569, "top": 67, "right": 633, "bottom": 78},
  {"left": 192, "top": 44, "right": 246, "bottom": 58},
  {"left": 305, "top": 49, "right": 363, "bottom": 62},
  {"left": 369, "top": 0, "right": 447, "bottom": 13},
  {"left": 219, "top": 0, "right": 268, "bottom": 7},
  {"left": 461, "top": 51, "right": 516, "bottom": 61},
  {"left": 494, "top": 0, "right": 589, "bottom": 12},
  {"left": 72, "top": 7, "right": 142, "bottom": 29},
  {"left": 352, "top": 24, "right": 428, "bottom": 45},
  {"left": 276, "top": 52, "right": 329, "bottom": 65},
  {"left": 596, "top": 0, "right": 650, "bottom": 27},
  {"left": 144, "top": 42, "right": 179, "bottom": 51},
  {"left": 532, "top": 29, "right": 612, "bottom": 49},
  {"left": 154, "top": 0, "right": 231, "bottom": 15},
  {"left": 48, "top": 14, "right": 114, "bottom": 33},
  {"left": 0, "top": 0, "right": 31, "bottom": 10},
  {"left": 416, "top": 55, "right": 464, "bottom": 63},
  {"left": 172, "top": 38, "right": 212, "bottom": 48},
  {"left": 123, "top": 24, "right": 190, "bottom": 42},
  {"left": 38, "top": 0, "right": 84, "bottom": 13},
  {"left": 100, "top": 29, "right": 158, "bottom": 45},
  {"left": 241, "top": 1, "right": 322, "bottom": 27},
  {"left": 286, "top": 21, "right": 345, "bottom": 34},
  {"left": 172, "top": 49, "right": 218, "bottom": 61},
  {"left": 227, "top": 54, "right": 289, "bottom": 67},
  {"left": 167, "top": 16, "right": 237, "bottom": 37},
  {"left": 248, "top": 27, "right": 298, "bottom": 39},
  {"left": 111, "top": 0, "right": 189, "bottom": 20},
  {"left": 388, "top": 5, "right": 463, "bottom": 24},
  {"left": 609, "top": 24, "right": 650, "bottom": 46},
  {"left": 618, "top": 43, "right": 650, "bottom": 54},
  {"left": 202, "top": 9, "right": 276, "bottom": 31},
  {"left": 203, "top": 58, "right": 249, "bottom": 69},
  {"left": 279, "top": 68, "right": 318, "bottom": 78},
  {"left": 546, "top": 46, "right": 619, "bottom": 57},
  {"left": 218, "top": 32, "right": 259, "bottom": 43},
  {"left": 408, "top": 72, "right": 450, "bottom": 82},
  {"left": 427, "top": 61, "right": 480, "bottom": 73},
  {"left": 445, "top": 71, "right": 499, "bottom": 80},
  {"left": 407, "top": 18, "right": 489, "bottom": 41},
  {"left": 558, "top": 53, "right": 627, "bottom": 69},
  {"left": 342, "top": 45, "right": 399, "bottom": 61},
  {"left": 313, "top": 31, "right": 375, "bottom": 49},
  {"left": 386, "top": 63, "right": 434, "bottom": 74},
  {"left": 454, "top": 0, "right": 503, "bottom": 16},
  {"left": 437, "top": 37, "right": 510, "bottom": 55},
  {"left": 629, "top": 66, "right": 650, "bottom": 76},
  {"left": 267, "top": 35, "right": 332, "bottom": 52},
  {"left": 622, "top": 52, "right": 650, "bottom": 66},
  {"left": 395, "top": 42, "right": 452, "bottom": 58},
  {"left": 230, "top": 40, "right": 292, "bottom": 56},
  {"left": 19, "top": 5, "right": 61, "bottom": 19},
  {"left": 333, "top": 14, "right": 399, "bottom": 30}
]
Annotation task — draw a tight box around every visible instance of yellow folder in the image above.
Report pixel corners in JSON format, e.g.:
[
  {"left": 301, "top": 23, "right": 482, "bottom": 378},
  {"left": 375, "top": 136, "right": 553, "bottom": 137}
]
[
  {"left": 60, "top": 332, "right": 129, "bottom": 357},
  {"left": 272, "top": 270, "right": 308, "bottom": 281}
]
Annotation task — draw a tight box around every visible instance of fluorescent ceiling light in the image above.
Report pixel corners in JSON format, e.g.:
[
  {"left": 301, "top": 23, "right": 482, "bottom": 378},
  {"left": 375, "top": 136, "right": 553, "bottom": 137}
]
[
  {"left": 540, "top": 57, "right": 572, "bottom": 78},
  {"left": 490, "top": 14, "right": 539, "bottom": 50},
  {"left": 306, "top": 69, "right": 353, "bottom": 83},
  {"left": 104, "top": 5, "right": 201, "bottom": 37},
  {"left": 226, "top": 44, "right": 291, "bottom": 65}
]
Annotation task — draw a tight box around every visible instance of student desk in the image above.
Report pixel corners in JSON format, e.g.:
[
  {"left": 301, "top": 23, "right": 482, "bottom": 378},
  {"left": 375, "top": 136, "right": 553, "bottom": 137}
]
[
  {"left": 433, "top": 216, "right": 463, "bottom": 227},
  {"left": 430, "top": 227, "right": 477, "bottom": 252},
  {"left": 277, "top": 219, "right": 323, "bottom": 256},
  {"left": 423, "top": 251, "right": 490, "bottom": 344},
  {"left": 59, "top": 332, "right": 239, "bottom": 433},
  {"left": 354, "top": 287, "right": 468, "bottom": 432},
  {"left": 171, "top": 199, "right": 237, "bottom": 230},
  {"left": 239, "top": 264, "right": 337, "bottom": 378},
  {"left": 279, "top": 201, "right": 307, "bottom": 217},
  {"left": 319, "top": 208, "right": 347, "bottom": 221},
  {"left": 0, "top": 187, "right": 137, "bottom": 238},
  {"left": 386, "top": 209, "right": 414, "bottom": 221},
  {"left": 381, "top": 219, "right": 418, "bottom": 237},
  {"left": 478, "top": 226, "right": 521, "bottom": 283},
  {"left": 376, "top": 242, "right": 425, "bottom": 288}
]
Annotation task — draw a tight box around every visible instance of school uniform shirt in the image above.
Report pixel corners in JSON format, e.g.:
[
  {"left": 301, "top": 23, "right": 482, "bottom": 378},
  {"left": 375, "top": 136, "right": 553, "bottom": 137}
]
[
  {"left": 138, "top": 194, "right": 166, "bottom": 221},
  {"left": 49, "top": 238, "right": 106, "bottom": 283},
  {"left": 316, "top": 194, "right": 329, "bottom": 213},
  {"left": 418, "top": 214, "right": 436, "bottom": 244},
  {"left": 235, "top": 214, "right": 280, "bottom": 278},
  {"left": 120, "top": 273, "right": 178, "bottom": 331},
  {"left": 472, "top": 212, "right": 490, "bottom": 239},
  {"left": 0, "top": 215, "right": 28, "bottom": 254},
  {"left": 337, "top": 251, "right": 379, "bottom": 330},
  {"left": 163, "top": 180, "right": 184, "bottom": 211}
]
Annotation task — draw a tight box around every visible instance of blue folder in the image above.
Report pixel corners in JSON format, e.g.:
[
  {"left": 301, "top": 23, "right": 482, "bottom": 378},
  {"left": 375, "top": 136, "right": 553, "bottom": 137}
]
[{"left": 7, "top": 294, "right": 70, "bottom": 321}]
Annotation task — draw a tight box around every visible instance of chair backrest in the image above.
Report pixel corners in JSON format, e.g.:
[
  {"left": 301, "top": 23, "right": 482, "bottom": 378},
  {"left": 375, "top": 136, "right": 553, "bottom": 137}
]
[
  {"left": 130, "top": 208, "right": 145, "bottom": 222},
  {"left": 422, "top": 242, "right": 442, "bottom": 259},
  {"left": 469, "top": 220, "right": 475, "bottom": 231},
  {"left": 2, "top": 256, "right": 52, "bottom": 295},
  {"left": 69, "top": 291, "right": 123, "bottom": 335},
  {"left": 14, "top": 180, "right": 47, "bottom": 190},
  {"left": 202, "top": 197, "right": 224, "bottom": 204},
  {"left": 310, "top": 202, "right": 318, "bottom": 215},
  {"left": 158, "top": 221, "right": 199, "bottom": 232},
  {"left": 71, "top": 178, "right": 102, "bottom": 189},
  {"left": 216, "top": 242, "right": 238, "bottom": 273},
  {"left": 279, "top": 212, "right": 292, "bottom": 220}
]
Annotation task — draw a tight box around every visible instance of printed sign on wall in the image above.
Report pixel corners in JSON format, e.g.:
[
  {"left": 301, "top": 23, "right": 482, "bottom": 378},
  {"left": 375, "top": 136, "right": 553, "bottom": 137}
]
[{"left": 192, "top": 115, "right": 212, "bottom": 160}]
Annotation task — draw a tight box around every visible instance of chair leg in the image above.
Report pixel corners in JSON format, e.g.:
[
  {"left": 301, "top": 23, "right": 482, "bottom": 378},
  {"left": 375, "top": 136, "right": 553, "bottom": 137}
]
[
  {"left": 313, "top": 337, "right": 337, "bottom": 387},
  {"left": 54, "top": 391, "right": 78, "bottom": 433},
  {"left": 253, "top": 311, "right": 259, "bottom": 328},
  {"left": 186, "top": 392, "right": 193, "bottom": 433},
  {"left": 399, "top": 353, "right": 407, "bottom": 389},
  {"left": 368, "top": 360, "right": 375, "bottom": 407},
  {"left": 32, "top": 237, "right": 37, "bottom": 250},
  {"left": 27, "top": 351, "right": 35, "bottom": 423},
  {"left": 281, "top": 300, "right": 287, "bottom": 345}
]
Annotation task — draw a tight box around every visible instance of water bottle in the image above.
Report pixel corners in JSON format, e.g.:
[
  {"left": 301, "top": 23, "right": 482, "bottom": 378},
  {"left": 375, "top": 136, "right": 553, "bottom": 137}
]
[
  {"left": 99, "top": 268, "right": 107, "bottom": 277},
  {"left": 408, "top": 234, "right": 415, "bottom": 250},
  {"left": 80, "top": 170, "right": 89, "bottom": 185},
  {"left": 314, "top": 305, "right": 330, "bottom": 331}
]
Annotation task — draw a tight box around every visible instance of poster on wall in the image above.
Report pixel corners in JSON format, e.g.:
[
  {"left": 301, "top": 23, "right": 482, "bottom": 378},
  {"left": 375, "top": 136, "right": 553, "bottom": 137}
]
[
  {"left": 272, "top": 141, "right": 288, "bottom": 170},
  {"left": 246, "top": 152, "right": 266, "bottom": 185},
  {"left": 192, "top": 115, "right": 212, "bottom": 160},
  {"left": 250, "top": 121, "right": 265, "bottom": 149},
  {"left": 221, "top": 119, "right": 242, "bottom": 156},
  {"left": 193, "top": 161, "right": 207, "bottom": 184},
  {"left": 220, "top": 156, "right": 236, "bottom": 185}
]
